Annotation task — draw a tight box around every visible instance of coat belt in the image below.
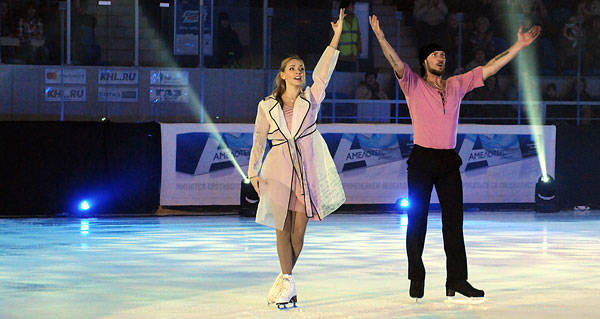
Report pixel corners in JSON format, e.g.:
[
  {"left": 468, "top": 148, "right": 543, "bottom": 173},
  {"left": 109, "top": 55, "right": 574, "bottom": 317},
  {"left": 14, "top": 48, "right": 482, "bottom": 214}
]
[{"left": 271, "top": 123, "right": 317, "bottom": 147}]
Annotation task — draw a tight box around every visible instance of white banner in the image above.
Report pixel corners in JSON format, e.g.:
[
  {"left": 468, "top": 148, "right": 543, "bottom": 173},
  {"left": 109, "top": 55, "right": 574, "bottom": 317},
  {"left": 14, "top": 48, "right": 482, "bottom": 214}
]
[
  {"left": 98, "top": 87, "right": 138, "bottom": 102},
  {"left": 149, "top": 87, "right": 190, "bottom": 104},
  {"left": 98, "top": 69, "right": 139, "bottom": 84},
  {"left": 160, "top": 124, "right": 556, "bottom": 206},
  {"left": 150, "top": 70, "right": 189, "bottom": 86},
  {"left": 161, "top": 124, "right": 254, "bottom": 205},
  {"left": 45, "top": 86, "right": 87, "bottom": 102},
  {"left": 45, "top": 68, "right": 86, "bottom": 84}
]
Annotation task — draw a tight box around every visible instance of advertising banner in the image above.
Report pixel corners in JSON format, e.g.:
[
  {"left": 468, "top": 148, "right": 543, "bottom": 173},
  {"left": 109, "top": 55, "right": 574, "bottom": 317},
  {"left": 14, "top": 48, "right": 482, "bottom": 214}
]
[
  {"left": 174, "top": 0, "right": 200, "bottom": 55},
  {"left": 161, "top": 124, "right": 556, "bottom": 205},
  {"left": 149, "top": 87, "right": 190, "bottom": 104},
  {"left": 45, "top": 68, "right": 86, "bottom": 84},
  {"left": 98, "top": 69, "right": 139, "bottom": 85},
  {"left": 98, "top": 87, "right": 138, "bottom": 102},
  {"left": 150, "top": 70, "right": 189, "bottom": 86},
  {"left": 161, "top": 124, "right": 256, "bottom": 205},
  {"left": 45, "top": 86, "right": 86, "bottom": 102},
  {"left": 176, "top": 132, "right": 254, "bottom": 175}
]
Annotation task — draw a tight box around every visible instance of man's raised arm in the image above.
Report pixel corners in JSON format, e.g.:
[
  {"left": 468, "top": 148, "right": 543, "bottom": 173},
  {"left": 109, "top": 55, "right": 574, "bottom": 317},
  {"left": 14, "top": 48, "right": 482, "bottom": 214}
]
[
  {"left": 482, "top": 25, "right": 541, "bottom": 80},
  {"left": 370, "top": 15, "right": 405, "bottom": 78}
]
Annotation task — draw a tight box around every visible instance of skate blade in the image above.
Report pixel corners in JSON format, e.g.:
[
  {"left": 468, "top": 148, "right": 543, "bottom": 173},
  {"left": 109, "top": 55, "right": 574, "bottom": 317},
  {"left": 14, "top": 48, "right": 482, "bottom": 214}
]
[
  {"left": 445, "top": 296, "right": 485, "bottom": 305},
  {"left": 276, "top": 302, "right": 298, "bottom": 310},
  {"left": 276, "top": 296, "right": 298, "bottom": 310}
]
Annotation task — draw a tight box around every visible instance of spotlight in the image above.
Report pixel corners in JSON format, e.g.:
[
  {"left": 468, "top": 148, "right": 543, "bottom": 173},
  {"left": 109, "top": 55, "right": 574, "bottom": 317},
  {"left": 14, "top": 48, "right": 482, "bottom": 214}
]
[
  {"left": 240, "top": 178, "right": 259, "bottom": 217},
  {"left": 400, "top": 198, "right": 410, "bottom": 208},
  {"left": 79, "top": 200, "right": 91, "bottom": 211},
  {"left": 396, "top": 197, "right": 410, "bottom": 210},
  {"left": 535, "top": 175, "right": 558, "bottom": 213}
]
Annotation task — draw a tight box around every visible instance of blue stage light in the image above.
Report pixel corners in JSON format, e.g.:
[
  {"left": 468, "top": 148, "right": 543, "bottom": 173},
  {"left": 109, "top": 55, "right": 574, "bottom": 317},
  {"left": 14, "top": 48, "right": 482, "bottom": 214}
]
[
  {"left": 79, "top": 200, "right": 91, "bottom": 211},
  {"left": 399, "top": 198, "right": 410, "bottom": 208}
]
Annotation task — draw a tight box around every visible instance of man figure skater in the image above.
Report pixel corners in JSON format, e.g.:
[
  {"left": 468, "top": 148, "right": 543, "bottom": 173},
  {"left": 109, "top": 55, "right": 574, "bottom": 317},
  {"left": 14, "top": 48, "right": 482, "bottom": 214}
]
[{"left": 369, "top": 15, "right": 541, "bottom": 299}]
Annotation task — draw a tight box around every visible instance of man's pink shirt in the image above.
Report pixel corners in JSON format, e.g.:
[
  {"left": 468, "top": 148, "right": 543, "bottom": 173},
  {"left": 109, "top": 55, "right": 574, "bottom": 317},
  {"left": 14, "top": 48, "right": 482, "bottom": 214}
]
[{"left": 397, "top": 63, "right": 484, "bottom": 149}]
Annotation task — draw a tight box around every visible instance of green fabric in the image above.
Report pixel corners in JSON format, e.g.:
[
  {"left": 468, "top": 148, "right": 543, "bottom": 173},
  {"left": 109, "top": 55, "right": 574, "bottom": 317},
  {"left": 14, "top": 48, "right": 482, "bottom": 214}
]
[{"left": 339, "top": 16, "right": 359, "bottom": 57}]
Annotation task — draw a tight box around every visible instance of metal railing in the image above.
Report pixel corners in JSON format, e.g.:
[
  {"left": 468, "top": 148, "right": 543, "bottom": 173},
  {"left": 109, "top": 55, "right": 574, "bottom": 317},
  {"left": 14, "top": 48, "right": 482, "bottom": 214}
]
[
  {"left": 1, "top": 3, "right": 598, "bottom": 125},
  {"left": 319, "top": 99, "right": 600, "bottom": 125}
]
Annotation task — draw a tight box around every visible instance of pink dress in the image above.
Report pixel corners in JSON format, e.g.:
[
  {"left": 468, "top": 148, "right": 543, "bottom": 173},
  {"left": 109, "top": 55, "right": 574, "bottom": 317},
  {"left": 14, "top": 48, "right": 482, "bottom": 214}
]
[{"left": 282, "top": 103, "right": 306, "bottom": 214}]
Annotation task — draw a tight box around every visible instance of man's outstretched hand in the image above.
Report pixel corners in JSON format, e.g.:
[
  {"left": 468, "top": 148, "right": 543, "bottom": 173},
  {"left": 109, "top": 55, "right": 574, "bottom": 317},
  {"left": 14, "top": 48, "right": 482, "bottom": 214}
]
[
  {"left": 517, "top": 25, "right": 542, "bottom": 47},
  {"left": 369, "top": 15, "right": 385, "bottom": 39}
]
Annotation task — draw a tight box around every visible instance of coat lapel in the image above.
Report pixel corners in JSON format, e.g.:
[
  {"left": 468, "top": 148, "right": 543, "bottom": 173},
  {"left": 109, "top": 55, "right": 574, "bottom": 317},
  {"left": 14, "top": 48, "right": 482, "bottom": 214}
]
[{"left": 267, "top": 98, "right": 292, "bottom": 140}]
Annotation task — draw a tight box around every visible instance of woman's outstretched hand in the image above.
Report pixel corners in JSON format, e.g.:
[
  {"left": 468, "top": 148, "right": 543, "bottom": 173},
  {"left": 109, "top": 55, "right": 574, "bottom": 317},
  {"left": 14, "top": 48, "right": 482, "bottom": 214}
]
[
  {"left": 331, "top": 8, "right": 346, "bottom": 35},
  {"left": 250, "top": 176, "right": 263, "bottom": 197}
]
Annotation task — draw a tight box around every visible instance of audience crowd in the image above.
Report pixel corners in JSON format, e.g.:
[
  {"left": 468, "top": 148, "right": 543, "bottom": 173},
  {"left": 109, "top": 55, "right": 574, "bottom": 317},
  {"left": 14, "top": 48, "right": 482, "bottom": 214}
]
[{"left": 0, "top": 0, "right": 597, "bottom": 124}]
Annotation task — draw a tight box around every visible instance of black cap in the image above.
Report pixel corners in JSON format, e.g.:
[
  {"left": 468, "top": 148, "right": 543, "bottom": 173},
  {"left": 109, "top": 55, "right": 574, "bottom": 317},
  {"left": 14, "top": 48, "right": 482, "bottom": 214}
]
[{"left": 419, "top": 43, "right": 444, "bottom": 75}]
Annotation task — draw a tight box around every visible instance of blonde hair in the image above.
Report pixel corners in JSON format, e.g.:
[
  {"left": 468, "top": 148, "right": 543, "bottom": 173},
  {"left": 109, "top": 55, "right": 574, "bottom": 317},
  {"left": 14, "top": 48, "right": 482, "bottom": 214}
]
[{"left": 272, "top": 55, "right": 305, "bottom": 105}]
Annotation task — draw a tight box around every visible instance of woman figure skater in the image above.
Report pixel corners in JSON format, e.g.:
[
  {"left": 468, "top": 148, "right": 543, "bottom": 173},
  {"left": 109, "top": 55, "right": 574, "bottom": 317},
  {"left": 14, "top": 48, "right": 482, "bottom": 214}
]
[{"left": 247, "top": 9, "right": 347, "bottom": 309}]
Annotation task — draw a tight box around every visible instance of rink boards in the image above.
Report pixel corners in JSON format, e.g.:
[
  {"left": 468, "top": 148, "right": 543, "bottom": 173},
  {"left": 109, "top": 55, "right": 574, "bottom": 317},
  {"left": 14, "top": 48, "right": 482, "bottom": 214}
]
[{"left": 160, "top": 124, "right": 556, "bottom": 205}]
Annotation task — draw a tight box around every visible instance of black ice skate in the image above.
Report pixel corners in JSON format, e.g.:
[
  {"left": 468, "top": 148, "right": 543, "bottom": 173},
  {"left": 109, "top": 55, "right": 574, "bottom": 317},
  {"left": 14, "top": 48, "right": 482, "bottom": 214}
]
[
  {"left": 409, "top": 280, "right": 424, "bottom": 300},
  {"left": 445, "top": 280, "right": 485, "bottom": 304}
]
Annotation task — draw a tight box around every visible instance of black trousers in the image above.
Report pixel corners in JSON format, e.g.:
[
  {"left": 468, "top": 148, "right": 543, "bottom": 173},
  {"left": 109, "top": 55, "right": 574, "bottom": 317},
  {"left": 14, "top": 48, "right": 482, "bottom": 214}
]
[{"left": 406, "top": 144, "right": 468, "bottom": 284}]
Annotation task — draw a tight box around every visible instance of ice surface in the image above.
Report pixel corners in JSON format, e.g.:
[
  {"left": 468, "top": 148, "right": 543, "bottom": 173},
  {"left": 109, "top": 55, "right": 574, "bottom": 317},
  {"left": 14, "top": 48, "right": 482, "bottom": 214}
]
[{"left": 0, "top": 211, "right": 598, "bottom": 318}]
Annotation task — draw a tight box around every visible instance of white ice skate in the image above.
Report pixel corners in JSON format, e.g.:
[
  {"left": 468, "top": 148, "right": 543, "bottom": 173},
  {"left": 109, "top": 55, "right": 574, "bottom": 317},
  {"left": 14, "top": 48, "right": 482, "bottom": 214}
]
[
  {"left": 267, "top": 273, "right": 283, "bottom": 304},
  {"left": 275, "top": 274, "right": 297, "bottom": 309}
]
